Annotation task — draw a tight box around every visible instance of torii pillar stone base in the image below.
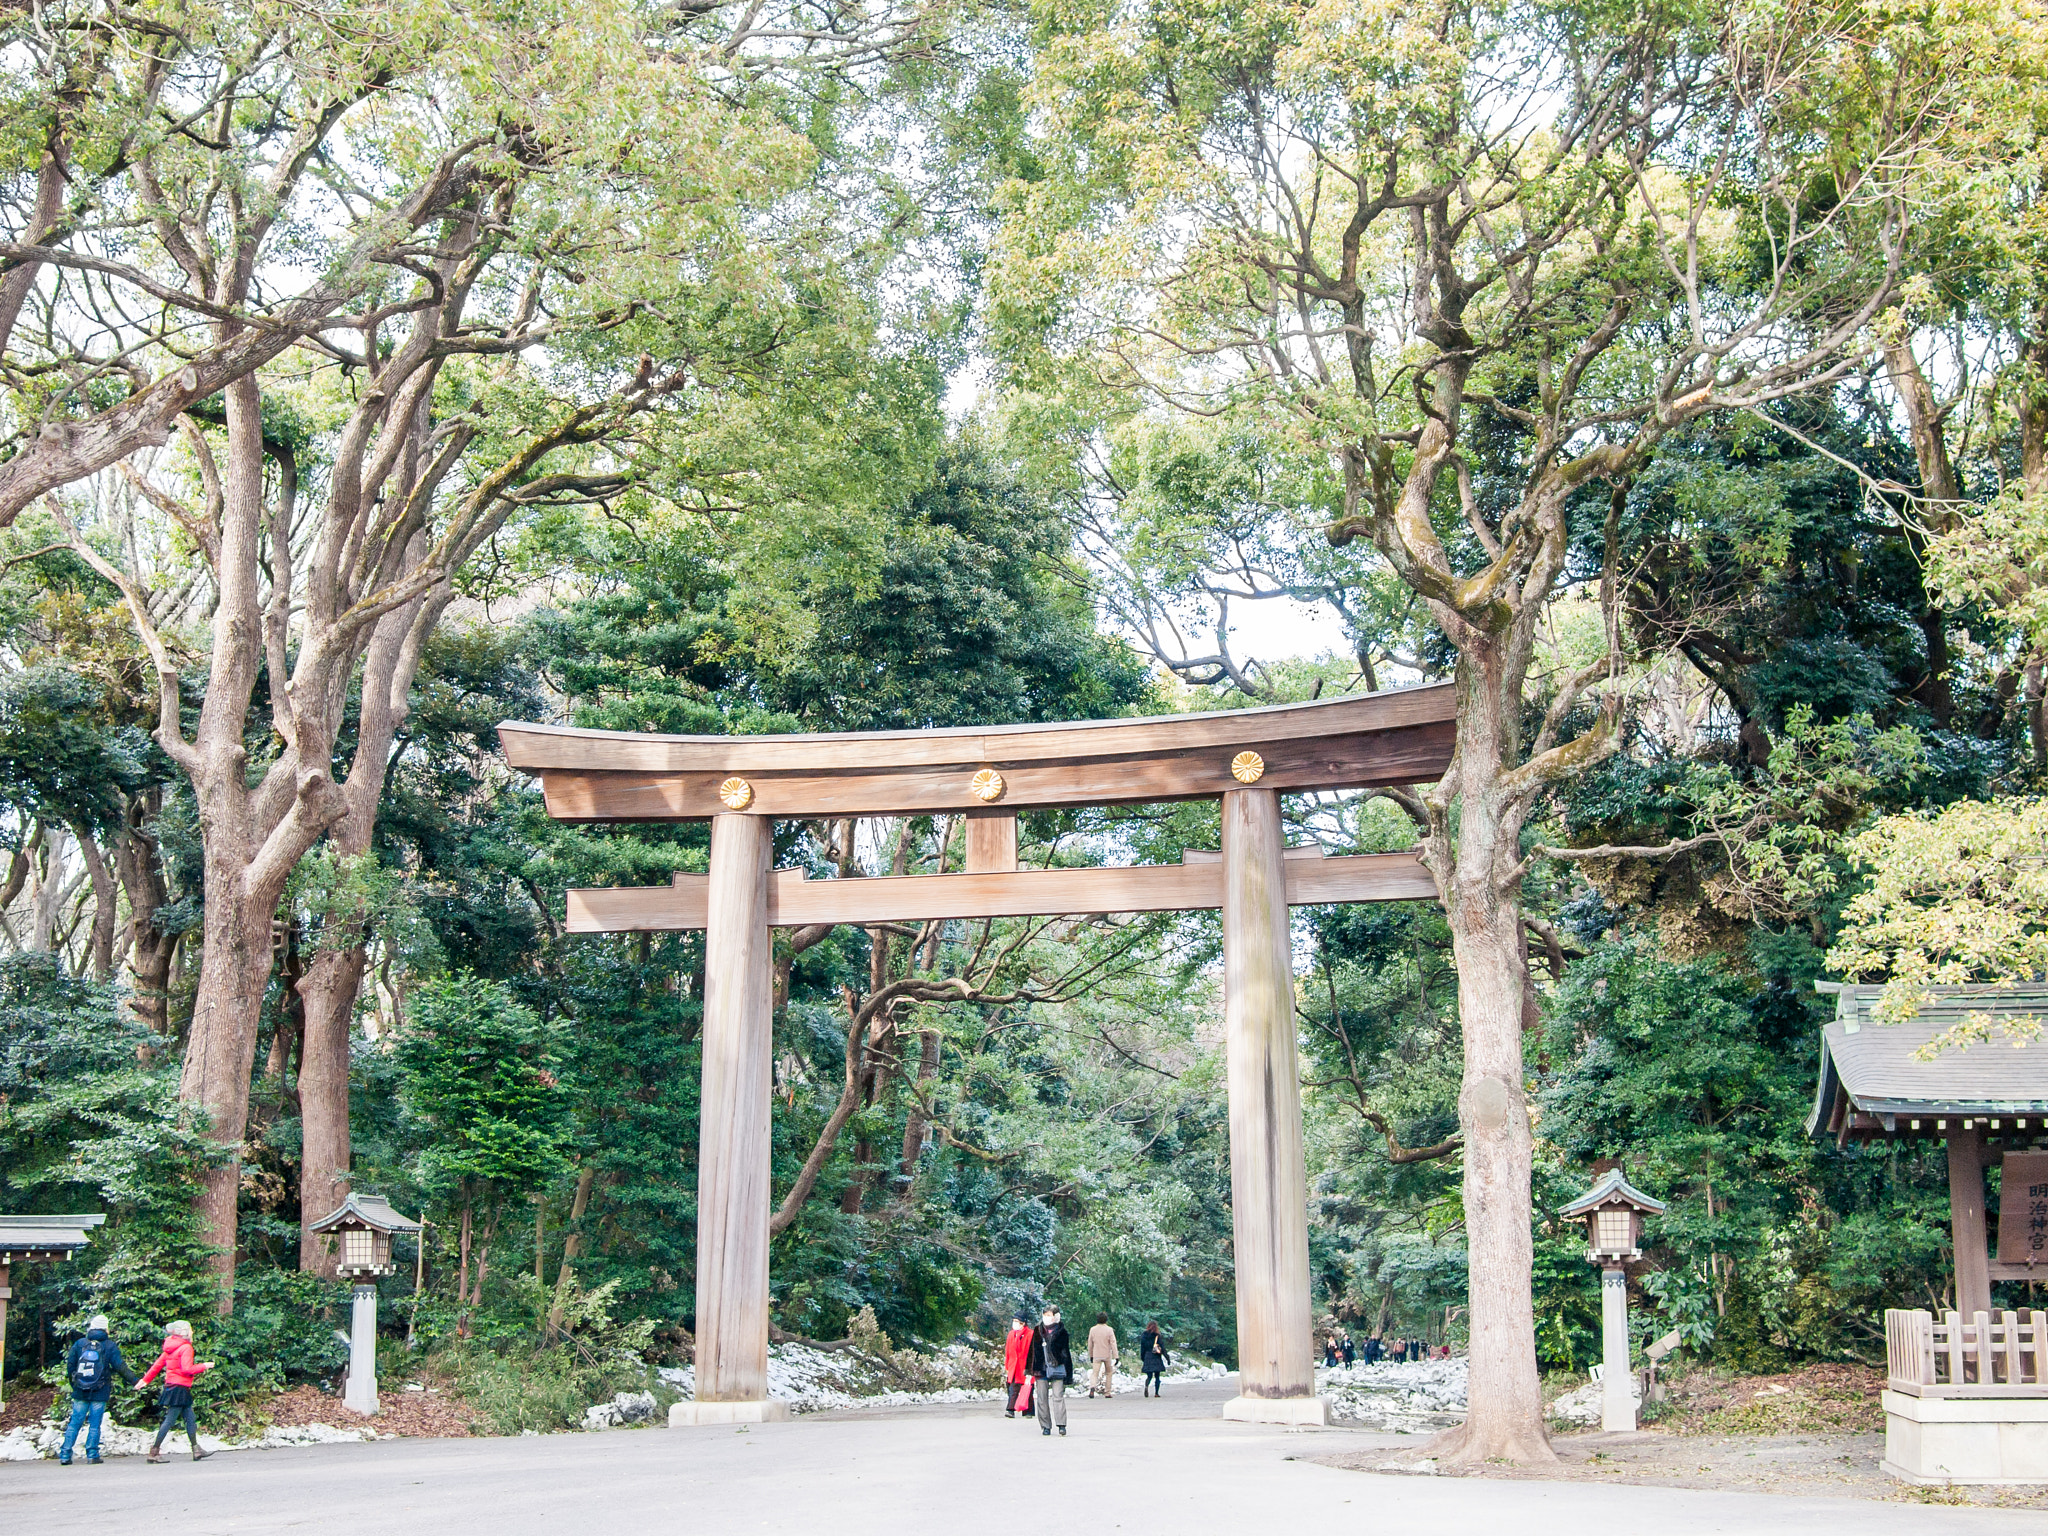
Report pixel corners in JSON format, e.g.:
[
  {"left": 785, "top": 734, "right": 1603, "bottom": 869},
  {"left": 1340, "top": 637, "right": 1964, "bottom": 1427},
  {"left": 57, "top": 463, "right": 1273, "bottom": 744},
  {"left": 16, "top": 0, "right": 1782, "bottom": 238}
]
[{"left": 669, "top": 1399, "right": 791, "bottom": 1426}]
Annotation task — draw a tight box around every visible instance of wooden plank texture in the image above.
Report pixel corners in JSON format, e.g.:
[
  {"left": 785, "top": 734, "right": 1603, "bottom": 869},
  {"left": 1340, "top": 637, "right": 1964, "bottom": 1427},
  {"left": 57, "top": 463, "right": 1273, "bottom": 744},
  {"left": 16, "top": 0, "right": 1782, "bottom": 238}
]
[
  {"left": 964, "top": 811, "right": 1017, "bottom": 873},
  {"left": 562, "top": 851, "right": 1436, "bottom": 932},
  {"left": 1221, "top": 787, "right": 1317, "bottom": 1402},
  {"left": 501, "top": 682, "right": 1454, "bottom": 775},
  {"left": 692, "top": 815, "right": 774, "bottom": 1404},
  {"left": 529, "top": 721, "right": 1454, "bottom": 821}
]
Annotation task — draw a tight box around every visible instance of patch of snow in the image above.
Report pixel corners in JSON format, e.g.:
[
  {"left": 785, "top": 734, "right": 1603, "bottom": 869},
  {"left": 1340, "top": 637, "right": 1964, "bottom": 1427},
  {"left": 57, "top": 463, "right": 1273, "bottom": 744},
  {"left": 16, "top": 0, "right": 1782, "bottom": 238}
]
[
  {"left": 654, "top": 1341, "right": 1230, "bottom": 1418},
  {"left": 1317, "top": 1357, "right": 1467, "bottom": 1434},
  {"left": 1547, "top": 1375, "right": 1642, "bottom": 1427},
  {"left": 582, "top": 1391, "right": 660, "bottom": 1430},
  {"left": 0, "top": 1414, "right": 375, "bottom": 1461}
]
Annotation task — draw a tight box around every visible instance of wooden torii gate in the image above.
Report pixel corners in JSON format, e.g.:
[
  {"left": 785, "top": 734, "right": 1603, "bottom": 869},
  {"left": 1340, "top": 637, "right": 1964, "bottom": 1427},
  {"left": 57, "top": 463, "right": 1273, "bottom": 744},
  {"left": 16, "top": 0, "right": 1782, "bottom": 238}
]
[{"left": 499, "top": 681, "right": 1456, "bottom": 1426}]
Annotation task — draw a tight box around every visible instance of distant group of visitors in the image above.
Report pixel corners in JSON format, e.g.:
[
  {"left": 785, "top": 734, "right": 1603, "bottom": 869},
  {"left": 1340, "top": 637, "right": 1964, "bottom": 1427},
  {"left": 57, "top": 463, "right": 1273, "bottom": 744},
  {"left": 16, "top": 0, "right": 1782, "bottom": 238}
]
[
  {"left": 1321, "top": 1332, "right": 1446, "bottom": 1367},
  {"left": 1001, "top": 1308, "right": 1172, "bottom": 1433},
  {"left": 57, "top": 1316, "right": 216, "bottom": 1466}
]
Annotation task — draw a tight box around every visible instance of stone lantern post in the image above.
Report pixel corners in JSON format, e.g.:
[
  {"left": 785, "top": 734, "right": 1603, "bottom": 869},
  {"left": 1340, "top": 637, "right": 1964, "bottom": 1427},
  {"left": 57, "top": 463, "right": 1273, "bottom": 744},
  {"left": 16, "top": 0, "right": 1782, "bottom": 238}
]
[
  {"left": 308, "top": 1194, "right": 421, "bottom": 1415},
  {"left": 1558, "top": 1170, "right": 1666, "bottom": 1433}
]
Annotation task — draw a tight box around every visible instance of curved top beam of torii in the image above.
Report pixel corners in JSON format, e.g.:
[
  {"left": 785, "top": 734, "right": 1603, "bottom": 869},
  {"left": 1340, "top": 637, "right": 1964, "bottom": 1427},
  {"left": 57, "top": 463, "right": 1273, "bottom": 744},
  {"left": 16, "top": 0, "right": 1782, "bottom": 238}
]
[
  {"left": 498, "top": 683, "right": 1457, "bottom": 932},
  {"left": 497, "top": 680, "right": 1455, "bottom": 823}
]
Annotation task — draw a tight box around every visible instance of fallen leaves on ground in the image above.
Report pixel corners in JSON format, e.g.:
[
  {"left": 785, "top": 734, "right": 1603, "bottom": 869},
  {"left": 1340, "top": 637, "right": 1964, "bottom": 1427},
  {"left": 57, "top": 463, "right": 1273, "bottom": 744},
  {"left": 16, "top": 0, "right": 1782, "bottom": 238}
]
[
  {"left": 0, "top": 1386, "right": 54, "bottom": 1433},
  {"left": 260, "top": 1383, "right": 478, "bottom": 1438}
]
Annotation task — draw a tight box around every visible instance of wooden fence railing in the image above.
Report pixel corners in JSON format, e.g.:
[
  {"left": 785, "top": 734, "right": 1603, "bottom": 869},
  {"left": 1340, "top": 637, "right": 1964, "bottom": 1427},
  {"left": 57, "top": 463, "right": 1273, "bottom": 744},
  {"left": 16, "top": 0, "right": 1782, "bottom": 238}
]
[{"left": 1885, "top": 1308, "right": 2048, "bottom": 1396}]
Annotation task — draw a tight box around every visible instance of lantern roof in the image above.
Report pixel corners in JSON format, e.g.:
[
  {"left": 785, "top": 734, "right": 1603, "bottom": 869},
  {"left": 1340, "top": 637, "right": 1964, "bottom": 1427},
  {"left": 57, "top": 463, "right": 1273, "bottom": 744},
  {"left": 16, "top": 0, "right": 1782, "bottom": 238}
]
[
  {"left": 0, "top": 1212, "right": 105, "bottom": 1260},
  {"left": 1558, "top": 1168, "right": 1667, "bottom": 1219},
  {"left": 308, "top": 1192, "right": 421, "bottom": 1236}
]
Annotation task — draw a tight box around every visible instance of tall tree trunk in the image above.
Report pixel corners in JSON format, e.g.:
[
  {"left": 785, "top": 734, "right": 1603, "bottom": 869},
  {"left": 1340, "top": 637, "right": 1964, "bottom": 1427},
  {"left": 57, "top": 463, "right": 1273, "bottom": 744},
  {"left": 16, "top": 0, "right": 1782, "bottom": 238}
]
[
  {"left": 178, "top": 860, "right": 282, "bottom": 1310},
  {"left": 115, "top": 795, "right": 175, "bottom": 1037},
  {"left": 31, "top": 825, "right": 70, "bottom": 952},
  {"left": 71, "top": 827, "right": 118, "bottom": 980},
  {"left": 457, "top": 1196, "right": 474, "bottom": 1317},
  {"left": 2023, "top": 311, "right": 2048, "bottom": 508},
  {"left": 297, "top": 942, "right": 368, "bottom": 1272},
  {"left": 545, "top": 1163, "right": 599, "bottom": 1340},
  {"left": 265, "top": 920, "right": 306, "bottom": 1087},
  {"left": 899, "top": 1028, "right": 938, "bottom": 1177},
  {"left": 1421, "top": 647, "right": 1552, "bottom": 1464},
  {"left": 0, "top": 149, "right": 66, "bottom": 361},
  {"left": 1884, "top": 340, "right": 1962, "bottom": 726}
]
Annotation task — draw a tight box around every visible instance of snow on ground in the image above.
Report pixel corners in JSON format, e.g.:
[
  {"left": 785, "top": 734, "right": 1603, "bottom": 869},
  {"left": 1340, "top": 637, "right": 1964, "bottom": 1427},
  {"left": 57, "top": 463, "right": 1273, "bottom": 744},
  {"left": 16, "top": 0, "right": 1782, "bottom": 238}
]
[
  {"left": 1317, "top": 1357, "right": 1467, "bottom": 1433},
  {"left": 0, "top": 1417, "right": 375, "bottom": 1462},
  {"left": 1546, "top": 1374, "right": 1641, "bottom": 1427},
  {"left": 653, "top": 1342, "right": 1233, "bottom": 1417}
]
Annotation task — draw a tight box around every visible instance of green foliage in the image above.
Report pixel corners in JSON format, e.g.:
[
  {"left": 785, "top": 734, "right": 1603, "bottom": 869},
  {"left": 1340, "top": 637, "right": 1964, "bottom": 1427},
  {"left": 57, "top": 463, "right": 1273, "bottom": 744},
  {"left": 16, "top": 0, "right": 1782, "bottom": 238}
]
[
  {"left": 0, "top": 666, "right": 149, "bottom": 837},
  {"left": 0, "top": 956, "right": 218, "bottom": 1396},
  {"left": 397, "top": 976, "right": 572, "bottom": 1203},
  {"left": 450, "top": 1277, "right": 661, "bottom": 1434}
]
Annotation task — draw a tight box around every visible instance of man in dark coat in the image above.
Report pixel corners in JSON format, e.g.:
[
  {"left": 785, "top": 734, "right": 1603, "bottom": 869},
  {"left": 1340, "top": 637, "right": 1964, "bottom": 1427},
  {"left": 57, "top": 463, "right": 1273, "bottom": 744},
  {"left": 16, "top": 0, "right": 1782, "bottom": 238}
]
[
  {"left": 59, "top": 1314, "right": 139, "bottom": 1464},
  {"left": 1026, "top": 1306, "right": 1074, "bottom": 1436}
]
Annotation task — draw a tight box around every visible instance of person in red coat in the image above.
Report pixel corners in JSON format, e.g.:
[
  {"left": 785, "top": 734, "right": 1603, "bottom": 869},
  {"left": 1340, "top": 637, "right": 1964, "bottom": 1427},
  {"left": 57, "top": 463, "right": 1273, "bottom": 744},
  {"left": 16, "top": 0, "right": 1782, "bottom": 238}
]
[
  {"left": 1002, "top": 1311, "right": 1034, "bottom": 1418},
  {"left": 138, "top": 1321, "right": 215, "bottom": 1462}
]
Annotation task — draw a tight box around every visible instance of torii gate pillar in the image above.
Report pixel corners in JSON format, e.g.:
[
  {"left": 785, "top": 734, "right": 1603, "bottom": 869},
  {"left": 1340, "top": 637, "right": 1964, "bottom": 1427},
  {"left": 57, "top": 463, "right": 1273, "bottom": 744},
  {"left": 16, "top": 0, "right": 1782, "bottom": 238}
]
[
  {"left": 671, "top": 813, "right": 790, "bottom": 1425},
  {"left": 1220, "top": 788, "right": 1327, "bottom": 1424},
  {"left": 500, "top": 683, "right": 1456, "bottom": 1429}
]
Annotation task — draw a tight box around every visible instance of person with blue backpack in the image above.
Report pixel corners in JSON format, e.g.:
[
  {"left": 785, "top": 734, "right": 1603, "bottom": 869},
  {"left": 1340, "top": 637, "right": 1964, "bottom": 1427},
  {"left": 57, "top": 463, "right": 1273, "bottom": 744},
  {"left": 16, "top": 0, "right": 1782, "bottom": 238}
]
[{"left": 59, "top": 1315, "right": 139, "bottom": 1465}]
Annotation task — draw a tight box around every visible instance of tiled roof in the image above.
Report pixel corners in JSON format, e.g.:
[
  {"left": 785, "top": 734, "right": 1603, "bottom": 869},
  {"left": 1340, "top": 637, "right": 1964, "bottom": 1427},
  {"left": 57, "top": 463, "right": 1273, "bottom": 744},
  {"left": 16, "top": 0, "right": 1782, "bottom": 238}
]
[
  {"left": 1558, "top": 1167, "right": 1667, "bottom": 1217},
  {"left": 307, "top": 1192, "right": 421, "bottom": 1234},
  {"left": 1807, "top": 984, "right": 2048, "bottom": 1136},
  {"left": 0, "top": 1213, "right": 106, "bottom": 1254}
]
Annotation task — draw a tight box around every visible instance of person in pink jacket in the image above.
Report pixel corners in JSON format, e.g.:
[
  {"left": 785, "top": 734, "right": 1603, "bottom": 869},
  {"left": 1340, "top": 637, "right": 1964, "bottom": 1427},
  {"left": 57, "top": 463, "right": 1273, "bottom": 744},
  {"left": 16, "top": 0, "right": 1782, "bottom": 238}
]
[{"left": 138, "top": 1321, "right": 215, "bottom": 1462}]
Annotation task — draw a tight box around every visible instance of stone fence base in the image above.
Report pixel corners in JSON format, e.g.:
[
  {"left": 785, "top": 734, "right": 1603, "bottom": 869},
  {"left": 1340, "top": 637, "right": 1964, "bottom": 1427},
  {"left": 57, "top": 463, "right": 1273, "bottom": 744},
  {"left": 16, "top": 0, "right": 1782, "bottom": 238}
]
[{"left": 1881, "top": 1389, "right": 2048, "bottom": 1484}]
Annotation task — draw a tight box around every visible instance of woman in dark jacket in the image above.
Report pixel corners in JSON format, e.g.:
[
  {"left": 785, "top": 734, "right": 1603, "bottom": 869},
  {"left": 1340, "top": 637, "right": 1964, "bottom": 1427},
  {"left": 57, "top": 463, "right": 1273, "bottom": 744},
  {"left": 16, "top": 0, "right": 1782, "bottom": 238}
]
[
  {"left": 1139, "top": 1321, "right": 1169, "bottom": 1396},
  {"left": 1025, "top": 1306, "right": 1074, "bottom": 1436}
]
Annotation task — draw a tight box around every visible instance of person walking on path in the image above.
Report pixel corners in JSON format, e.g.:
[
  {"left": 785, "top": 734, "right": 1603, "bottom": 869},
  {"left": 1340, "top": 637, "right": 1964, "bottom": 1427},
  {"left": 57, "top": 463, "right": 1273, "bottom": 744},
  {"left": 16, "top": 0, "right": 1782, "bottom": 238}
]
[
  {"left": 1027, "top": 1305, "right": 1073, "bottom": 1436},
  {"left": 1340, "top": 1334, "right": 1356, "bottom": 1366},
  {"left": 139, "top": 1321, "right": 214, "bottom": 1463},
  {"left": 1139, "top": 1321, "right": 1169, "bottom": 1397},
  {"left": 1003, "top": 1311, "right": 1034, "bottom": 1418},
  {"left": 58, "top": 1314, "right": 139, "bottom": 1464},
  {"left": 1085, "top": 1313, "right": 1118, "bottom": 1398},
  {"left": 1322, "top": 1336, "right": 1338, "bottom": 1368}
]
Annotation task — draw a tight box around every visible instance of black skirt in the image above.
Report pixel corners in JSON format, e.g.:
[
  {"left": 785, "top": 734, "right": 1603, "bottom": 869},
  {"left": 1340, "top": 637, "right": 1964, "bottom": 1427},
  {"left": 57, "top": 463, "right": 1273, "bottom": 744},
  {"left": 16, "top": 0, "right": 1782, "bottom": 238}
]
[{"left": 158, "top": 1385, "right": 193, "bottom": 1409}]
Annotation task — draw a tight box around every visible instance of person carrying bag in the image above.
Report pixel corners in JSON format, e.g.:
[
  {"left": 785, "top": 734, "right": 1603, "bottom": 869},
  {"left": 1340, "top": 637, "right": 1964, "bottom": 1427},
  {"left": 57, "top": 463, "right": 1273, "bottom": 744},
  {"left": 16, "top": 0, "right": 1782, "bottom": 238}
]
[
  {"left": 1139, "top": 1321, "right": 1170, "bottom": 1397},
  {"left": 1026, "top": 1305, "right": 1074, "bottom": 1437},
  {"left": 59, "top": 1314, "right": 139, "bottom": 1464}
]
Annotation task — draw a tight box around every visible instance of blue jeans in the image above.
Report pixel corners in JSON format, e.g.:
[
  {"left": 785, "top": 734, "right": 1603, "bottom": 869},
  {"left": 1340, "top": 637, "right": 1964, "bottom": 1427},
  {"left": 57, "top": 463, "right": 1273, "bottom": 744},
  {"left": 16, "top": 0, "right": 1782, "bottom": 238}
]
[{"left": 60, "top": 1398, "right": 107, "bottom": 1461}]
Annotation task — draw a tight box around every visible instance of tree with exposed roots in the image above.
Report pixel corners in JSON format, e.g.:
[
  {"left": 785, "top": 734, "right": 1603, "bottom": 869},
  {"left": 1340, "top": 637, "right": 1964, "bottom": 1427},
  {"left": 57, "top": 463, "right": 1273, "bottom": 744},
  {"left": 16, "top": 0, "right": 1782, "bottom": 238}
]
[{"left": 996, "top": 0, "right": 1996, "bottom": 1461}]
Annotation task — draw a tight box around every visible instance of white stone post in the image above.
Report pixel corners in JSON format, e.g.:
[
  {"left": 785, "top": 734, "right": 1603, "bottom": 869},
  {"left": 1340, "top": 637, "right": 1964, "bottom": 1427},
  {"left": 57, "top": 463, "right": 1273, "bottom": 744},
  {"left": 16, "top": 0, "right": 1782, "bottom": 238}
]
[
  {"left": 345, "top": 1282, "right": 379, "bottom": 1415},
  {"left": 1600, "top": 1266, "right": 1634, "bottom": 1432}
]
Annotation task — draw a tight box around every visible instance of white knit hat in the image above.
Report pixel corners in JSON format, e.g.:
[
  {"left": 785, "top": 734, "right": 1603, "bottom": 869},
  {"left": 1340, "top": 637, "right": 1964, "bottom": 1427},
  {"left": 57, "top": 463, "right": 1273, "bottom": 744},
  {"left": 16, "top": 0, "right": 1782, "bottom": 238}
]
[{"left": 88, "top": 1314, "right": 109, "bottom": 1332}]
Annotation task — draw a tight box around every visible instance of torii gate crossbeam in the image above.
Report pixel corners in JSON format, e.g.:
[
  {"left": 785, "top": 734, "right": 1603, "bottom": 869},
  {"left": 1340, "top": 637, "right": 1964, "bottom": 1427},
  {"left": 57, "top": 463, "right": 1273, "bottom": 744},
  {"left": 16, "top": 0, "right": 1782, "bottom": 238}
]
[{"left": 499, "top": 682, "right": 1456, "bottom": 1427}]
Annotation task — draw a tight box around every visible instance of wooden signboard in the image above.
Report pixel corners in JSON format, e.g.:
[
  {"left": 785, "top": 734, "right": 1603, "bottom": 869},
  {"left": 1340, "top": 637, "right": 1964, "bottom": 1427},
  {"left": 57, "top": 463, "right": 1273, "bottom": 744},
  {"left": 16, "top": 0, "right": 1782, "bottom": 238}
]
[{"left": 1998, "top": 1151, "right": 2048, "bottom": 1269}]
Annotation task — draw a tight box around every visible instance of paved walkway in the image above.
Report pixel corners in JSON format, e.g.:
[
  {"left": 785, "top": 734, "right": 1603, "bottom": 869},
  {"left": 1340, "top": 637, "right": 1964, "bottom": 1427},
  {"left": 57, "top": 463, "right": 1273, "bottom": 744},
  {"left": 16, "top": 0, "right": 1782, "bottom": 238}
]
[{"left": 2, "top": 1378, "right": 2030, "bottom": 1535}]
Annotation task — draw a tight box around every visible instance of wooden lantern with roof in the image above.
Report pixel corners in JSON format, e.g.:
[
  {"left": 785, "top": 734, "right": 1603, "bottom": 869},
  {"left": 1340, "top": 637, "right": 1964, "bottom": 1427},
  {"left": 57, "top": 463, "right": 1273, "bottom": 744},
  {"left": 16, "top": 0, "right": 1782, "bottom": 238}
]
[
  {"left": 1558, "top": 1169, "right": 1666, "bottom": 1264},
  {"left": 308, "top": 1193, "right": 420, "bottom": 1280}
]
